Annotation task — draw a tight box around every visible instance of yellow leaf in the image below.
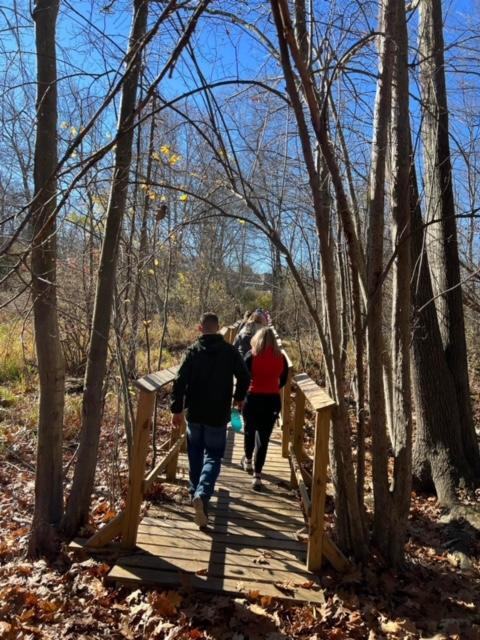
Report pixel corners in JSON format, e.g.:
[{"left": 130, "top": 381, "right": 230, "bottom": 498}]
[
  {"left": 140, "top": 184, "right": 148, "bottom": 190},
  {"left": 151, "top": 151, "right": 160, "bottom": 161},
  {"left": 148, "top": 269, "right": 155, "bottom": 275},
  {"left": 160, "top": 195, "right": 167, "bottom": 202},
  {"left": 238, "top": 219, "right": 246, "bottom": 225},
  {"left": 154, "top": 259, "right": 159, "bottom": 266},
  {"left": 160, "top": 144, "right": 171, "bottom": 155},
  {"left": 169, "top": 153, "right": 181, "bottom": 166},
  {"left": 148, "top": 191, "right": 157, "bottom": 200},
  {"left": 70, "top": 126, "right": 78, "bottom": 136},
  {"left": 60, "top": 121, "right": 69, "bottom": 129},
  {"left": 179, "top": 193, "right": 188, "bottom": 202}
]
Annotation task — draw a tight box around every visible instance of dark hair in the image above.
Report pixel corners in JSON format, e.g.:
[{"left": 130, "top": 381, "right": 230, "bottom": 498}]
[{"left": 200, "top": 312, "right": 219, "bottom": 330}]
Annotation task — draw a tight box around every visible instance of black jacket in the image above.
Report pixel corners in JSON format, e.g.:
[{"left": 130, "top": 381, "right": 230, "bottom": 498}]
[{"left": 170, "top": 333, "right": 250, "bottom": 427}]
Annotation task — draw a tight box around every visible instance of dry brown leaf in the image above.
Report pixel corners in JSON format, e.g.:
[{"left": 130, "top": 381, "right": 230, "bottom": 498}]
[
  {"left": 149, "top": 591, "right": 182, "bottom": 618},
  {"left": 260, "top": 595, "right": 273, "bottom": 608},
  {"left": 195, "top": 568, "right": 208, "bottom": 576},
  {"left": 247, "top": 589, "right": 261, "bottom": 600}
]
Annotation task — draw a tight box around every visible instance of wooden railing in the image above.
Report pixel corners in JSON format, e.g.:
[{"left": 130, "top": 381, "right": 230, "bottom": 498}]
[
  {"left": 274, "top": 333, "right": 349, "bottom": 573},
  {"left": 83, "top": 322, "right": 241, "bottom": 551}
]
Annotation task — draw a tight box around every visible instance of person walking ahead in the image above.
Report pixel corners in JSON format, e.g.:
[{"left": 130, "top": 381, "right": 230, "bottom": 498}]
[
  {"left": 241, "top": 327, "right": 288, "bottom": 490},
  {"left": 171, "top": 312, "right": 250, "bottom": 528}
]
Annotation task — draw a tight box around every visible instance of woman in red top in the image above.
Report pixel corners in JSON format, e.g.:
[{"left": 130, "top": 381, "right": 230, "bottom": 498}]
[{"left": 241, "top": 327, "right": 288, "bottom": 489}]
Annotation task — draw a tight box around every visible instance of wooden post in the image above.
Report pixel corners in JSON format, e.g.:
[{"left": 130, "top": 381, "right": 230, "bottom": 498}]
[
  {"left": 165, "top": 413, "right": 186, "bottom": 481},
  {"left": 307, "top": 407, "right": 331, "bottom": 572},
  {"left": 281, "top": 369, "right": 293, "bottom": 458},
  {"left": 292, "top": 389, "right": 305, "bottom": 458},
  {"left": 121, "top": 389, "right": 155, "bottom": 550}
]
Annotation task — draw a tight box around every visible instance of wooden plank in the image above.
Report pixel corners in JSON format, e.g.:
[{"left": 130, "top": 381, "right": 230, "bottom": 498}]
[
  {"left": 307, "top": 408, "right": 331, "bottom": 572},
  {"left": 135, "top": 366, "right": 179, "bottom": 392},
  {"left": 140, "top": 518, "right": 303, "bottom": 542},
  {"left": 149, "top": 506, "right": 304, "bottom": 527},
  {"left": 121, "top": 390, "right": 156, "bottom": 549},
  {"left": 85, "top": 512, "right": 125, "bottom": 548},
  {"left": 148, "top": 504, "right": 305, "bottom": 526},
  {"left": 115, "top": 553, "right": 317, "bottom": 584},
  {"left": 281, "top": 365, "right": 293, "bottom": 458},
  {"left": 107, "top": 565, "right": 325, "bottom": 603},
  {"left": 135, "top": 533, "right": 306, "bottom": 562},
  {"left": 137, "top": 524, "right": 305, "bottom": 552},
  {"left": 165, "top": 414, "right": 186, "bottom": 481},
  {"left": 129, "top": 544, "right": 308, "bottom": 571},
  {"left": 289, "top": 445, "right": 311, "bottom": 518},
  {"left": 144, "top": 433, "right": 186, "bottom": 491},
  {"left": 293, "top": 373, "right": 336, "bottom": 411},
  {"left": 292, "top": 388, "right": 306, "bottom": 461}
]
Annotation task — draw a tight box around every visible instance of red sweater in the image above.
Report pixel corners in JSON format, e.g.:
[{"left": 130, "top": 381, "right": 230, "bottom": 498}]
[{"left": 245, "top": 347, "right": 288, "bottom": 395}]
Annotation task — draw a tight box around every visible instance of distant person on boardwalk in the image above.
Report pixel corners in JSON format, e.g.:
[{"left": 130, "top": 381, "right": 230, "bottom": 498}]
[
  {"left": 237, "top": 309, "right": 253, "bottom": 333},
  {"left": 233, "top": 310, "right": 267, "bottom": 357},
  {"left": 241, "top": 327, "right": 288, "bottom": 490},
  {"left": 171, "top": 312, "right": 250, "bottom": 528}
]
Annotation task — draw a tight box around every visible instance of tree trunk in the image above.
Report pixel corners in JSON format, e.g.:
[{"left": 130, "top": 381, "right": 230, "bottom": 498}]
[
  {"left": 63, "top": 0, "right": 148, "bottom": 537},
  {"left": 410, "top": 162, "right": 469, "bottom": 503},
  {"left": 419, "top": 0, "right": 480, "bottom": 478},
  {"left": 386, "top": 0, "right": 412, "bottom": 566},
  {"left": 128, "top": 97, "right": 157, "bottom": 378},
  {"left": 270, "top": 0, "right": 367, "bottom": 558},
  {"left": 366, "top": 0, "right": 395, "bottom": 544},
  {"left": 28, "top": 0, "right": 65, "bottom": 558}
]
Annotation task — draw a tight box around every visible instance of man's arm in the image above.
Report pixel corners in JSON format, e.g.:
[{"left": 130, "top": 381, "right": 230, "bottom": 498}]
[
  {"left": 233, "top": 348, "right": 250, "bottom": 406},
  {"left": 170, "top": 350, "right": 192, "bottom": 422}
]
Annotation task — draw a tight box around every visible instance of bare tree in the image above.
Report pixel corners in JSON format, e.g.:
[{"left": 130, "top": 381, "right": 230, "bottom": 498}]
[
  {"left": 28, "top": 0, "right": 65, "bottom": 558},
  {"left": 419, "top": 0, "right": 480, "bottom": 479},
  {"left": 63, "top": 0, "right": 150, "bottom": 536}
]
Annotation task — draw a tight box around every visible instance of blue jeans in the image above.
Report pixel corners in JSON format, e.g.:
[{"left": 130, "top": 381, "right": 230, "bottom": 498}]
[{"left": 187, "top": 423, "right": 227, "bottom": 504}]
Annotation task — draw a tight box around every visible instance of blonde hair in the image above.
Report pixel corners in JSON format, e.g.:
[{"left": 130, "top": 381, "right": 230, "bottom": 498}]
[{"left": 251, "top": 327, "right": 281, "bottom": 356}]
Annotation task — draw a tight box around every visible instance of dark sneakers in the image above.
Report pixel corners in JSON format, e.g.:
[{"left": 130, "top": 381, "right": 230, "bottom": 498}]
[
  {"left": 192, "top": 495, "right": 208, "bottom": 529},
  {"left": 241, "top": 455, "right": 253, "bottom": 474}
]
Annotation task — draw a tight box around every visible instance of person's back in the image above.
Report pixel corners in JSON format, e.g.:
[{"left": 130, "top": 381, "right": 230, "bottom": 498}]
[
  {"left": 175, "top": 332, "right": 246, "bottom": 427},
  {"left": 233, "top": 311, "right": 267, "bottom": 357},
  {"left": 248, "top": 345, "right": 285, "bottom": 395},
  {"left": 241, "top": 327, "right": 288, "bottom": 489},
  {"left": 171, "top": 312, "right": 250, "bottom": 528}
]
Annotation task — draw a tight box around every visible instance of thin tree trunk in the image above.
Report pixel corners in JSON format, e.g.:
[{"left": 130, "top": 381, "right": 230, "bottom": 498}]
[
  {"left": 63, "top": 0, "right": 149, "bottom": 536},
  {"left": 419, "top": 0, "right": 480, "bottom": 478},
  {"left": 128, "top": 97, "right": 157, "bottom": 378},
  {"left": 28, "top": 0, "right": 65, "bottom": 558},
  {"left": 270, "top": 0, "right": 367, "bottom": 558},
  {"left": 366, "top": 0, "right": 395, "bottom": 544},
  {"left": 386, "top": 0, "right": 412, "bottom": 566}
]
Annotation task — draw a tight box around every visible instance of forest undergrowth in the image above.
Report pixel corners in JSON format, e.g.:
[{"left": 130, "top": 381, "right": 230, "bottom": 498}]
[{"left": 0, "top": 321, "right": 479, "bottom": 639}]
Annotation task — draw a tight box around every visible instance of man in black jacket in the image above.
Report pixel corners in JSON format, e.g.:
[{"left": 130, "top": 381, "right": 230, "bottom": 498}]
[{"left": 171, "top": 312, "right": 250, "bottom": 528}]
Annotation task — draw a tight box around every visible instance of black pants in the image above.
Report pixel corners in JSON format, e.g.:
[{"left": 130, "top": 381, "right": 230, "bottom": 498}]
[{"left": 243, "top": 394, "right": 281, "bottom": 473}]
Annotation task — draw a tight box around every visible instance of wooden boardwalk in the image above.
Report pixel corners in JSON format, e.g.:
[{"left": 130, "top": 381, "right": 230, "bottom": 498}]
[{"left": 107, "top": 426, "right": 326, "bottom": 602}]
